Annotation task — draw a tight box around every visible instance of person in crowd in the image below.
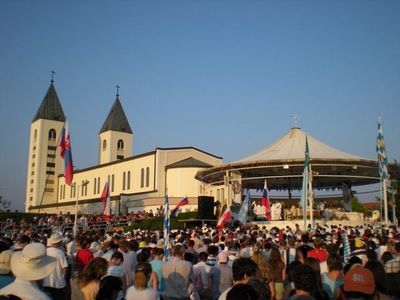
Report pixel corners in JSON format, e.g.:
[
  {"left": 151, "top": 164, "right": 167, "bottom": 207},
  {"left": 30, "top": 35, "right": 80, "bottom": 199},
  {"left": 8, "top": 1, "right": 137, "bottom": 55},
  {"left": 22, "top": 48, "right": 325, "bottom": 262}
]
[
  {"left": 162, "top": 244, "right": 194, "bottom": 300},
  {"left": 342, "top": 266, "right": 375, "bottom": 300},
  {"left": 247, "top": 277, "right": 271, "bottom": 300},
  {"left": 193, "top": 252, "right": 212, "bottom": 300},
  {"left": 71, "top": 257, "right": 109, "bottom": 300},
  {"left": 95, "top": 276, "right": 123, "bottom": 300},
  {"left": 364, "top": 260, "right": 391, "bottom": 300},
  {"left": 11, "top": 235, "right": 30, "bottom": 252},
  {"left": 283, "top": 261, "right": 302, "bottom": 299},
  {"left": 216, "top": 252, "right": 233, "bottom": 297},
  {"left": 42, "top": 233, "right": 69, "bottom": 300},
  {"left": 149, "top": 247, "right": 165, "bottom": 294},
  {"left": 321, "top": 253, "right": 344, "bottom": 300},
  {"left": 226, "top": 284, "right": 257, "bottom": 300},
  {"left": 304, "top": 257, "right": 329, "bottom": 300},
  {"left": 218, "top": 257, "right": 258, "bottom": 300},
  {"left": 267, "top": 247, "right": 286, "bottom": 300},
  {"left": 125, "top": 263, "right": 158, "bottom": 300},
  {"left": 137, "top": 251, "right": 158, "bottom": 291},
  {"left": 106, "top": 251, "right": 126, "bottom": 290},
  {"left": 307, "top": 237, "right": 328, "bottom": 273},
  {"left": 0, "top": 250, "right": 13, "bottom": 289},
  {"left": 0, "top": 243, "right": 56, "bottom": 300},
  {"left": 76, "top": 238, "right": 94, "bottom": 274},
  {"left": 291, "top": 264, "right": 317, "bottom": 300}
]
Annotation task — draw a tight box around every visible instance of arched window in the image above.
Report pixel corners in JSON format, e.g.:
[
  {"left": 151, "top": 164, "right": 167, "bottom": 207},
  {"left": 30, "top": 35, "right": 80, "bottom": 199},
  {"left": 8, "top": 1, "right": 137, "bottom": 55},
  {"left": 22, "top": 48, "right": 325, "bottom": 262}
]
[
  {"left": 48, "top": 129, "right": 56, "bottom": 140},
  {"left": 140, "top": 168, "right": 144, "bottom": 188},
  {"left": 127, "top": 171, "right": 131, "bottom": 189},
  {"left": 102, "top": 140, "right": 107, "bottom": 151},
  {"left": 146, "top": 167, "right": 150, "bottom": 187},
  {"left": 123, "top": 172, "right": 126, "bottom": 190},
  {"left": 117, "top": 139, "right": 124, "bottom": 150},
  {"left": 111, "top": 174, "right": 115, "bottom": 192},
  {"left": 34, "top": 129, "right": 37, "bottom": 140}
]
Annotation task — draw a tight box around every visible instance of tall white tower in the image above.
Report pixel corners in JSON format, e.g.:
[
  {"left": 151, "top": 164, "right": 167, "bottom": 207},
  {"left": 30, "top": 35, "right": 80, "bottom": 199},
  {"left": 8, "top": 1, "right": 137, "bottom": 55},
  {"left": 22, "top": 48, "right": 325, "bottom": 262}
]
[
  {"left": 99, "top": 92, "right": 133, "bottom": 164},
  {"left": 26, "top": 80, "right": 66, "bottom": 212}
]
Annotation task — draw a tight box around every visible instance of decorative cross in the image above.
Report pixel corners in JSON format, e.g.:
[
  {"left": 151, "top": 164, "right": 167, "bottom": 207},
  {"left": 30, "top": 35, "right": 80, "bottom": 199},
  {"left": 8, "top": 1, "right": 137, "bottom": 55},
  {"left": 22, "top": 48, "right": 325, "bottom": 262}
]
[
  {"left": 292, "top": 114, "right": 298, "bottom": 128},
  {"left": 51, "top": 70, "right": 55, "bottom": 83},
  {"left": 116, "top": 85, "right": 120, "bottom": 96}
]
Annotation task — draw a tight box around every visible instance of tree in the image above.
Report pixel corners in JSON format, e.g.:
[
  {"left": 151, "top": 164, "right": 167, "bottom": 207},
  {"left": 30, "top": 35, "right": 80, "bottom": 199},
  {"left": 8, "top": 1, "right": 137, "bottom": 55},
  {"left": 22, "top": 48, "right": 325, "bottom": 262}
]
[{"left": 351, "top": 196, "right": 370, "bottom": 217}]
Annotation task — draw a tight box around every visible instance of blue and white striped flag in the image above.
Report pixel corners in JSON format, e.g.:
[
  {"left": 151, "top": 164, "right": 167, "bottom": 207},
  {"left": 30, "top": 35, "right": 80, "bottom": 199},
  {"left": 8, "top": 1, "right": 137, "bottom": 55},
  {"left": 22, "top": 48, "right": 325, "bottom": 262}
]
[
  {"left": 237, "top": 190, "right": 250, "bottom": 225},
  {"left": 163, "top": 194, "right": 170, "bottom": 256},
  {"left": 377, "top": 117, "right": 388, "bottom": 180},
  {"left": 342, "top": 231, "right": 350, "bottom": 264},
  {"left": 300, "top": 137, "right": 310, "bottom": 218}
]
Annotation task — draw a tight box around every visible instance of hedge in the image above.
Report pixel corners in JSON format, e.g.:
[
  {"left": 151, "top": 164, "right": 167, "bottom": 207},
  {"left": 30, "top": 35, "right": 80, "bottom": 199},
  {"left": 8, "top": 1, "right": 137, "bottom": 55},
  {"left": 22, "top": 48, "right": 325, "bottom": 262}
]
[{"left": 124, "top": 211, "right": 200, "bottom": 231}]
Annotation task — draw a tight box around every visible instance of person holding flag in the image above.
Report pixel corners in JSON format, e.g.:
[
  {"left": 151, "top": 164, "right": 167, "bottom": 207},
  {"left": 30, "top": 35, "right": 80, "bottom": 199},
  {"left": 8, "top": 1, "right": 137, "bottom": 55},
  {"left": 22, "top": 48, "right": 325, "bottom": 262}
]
[
  {"left": 217, "top": 205, "right": 232, "bottom": 230},
  {"left": 58, "top": 119, "right": 73, "bottom": 185},
  {"left": 170, "top": 196, "right": 189, "bottom": 217},
  {"left": 262, "top": 179, "right": 271, "bottom": 220}
]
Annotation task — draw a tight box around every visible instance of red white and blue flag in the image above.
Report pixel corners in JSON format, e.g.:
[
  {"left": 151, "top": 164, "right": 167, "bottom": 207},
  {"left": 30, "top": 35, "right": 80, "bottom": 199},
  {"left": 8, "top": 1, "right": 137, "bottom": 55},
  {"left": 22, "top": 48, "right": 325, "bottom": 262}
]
[
  {"left": 101, "top": 181, "right": 111, "bottom": 222},
  {"left": 171, "top": 196, "right": 189, "bottom": 217},
  {"left": 262, "top": 179, "right": 271, "bottom": 220},
  {"left": 217, "top": 205, "right": 231, "bottom": 230},
  {"left": 58, "top": 119, "right": 73, "bottom": 185}
]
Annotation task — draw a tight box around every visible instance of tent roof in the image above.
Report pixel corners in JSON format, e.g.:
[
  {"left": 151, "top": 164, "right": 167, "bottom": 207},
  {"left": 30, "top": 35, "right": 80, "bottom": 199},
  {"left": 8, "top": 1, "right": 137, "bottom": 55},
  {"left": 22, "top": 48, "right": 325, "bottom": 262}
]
[{"left": 236, "top": 127, "right": 368, "bottom": 163}]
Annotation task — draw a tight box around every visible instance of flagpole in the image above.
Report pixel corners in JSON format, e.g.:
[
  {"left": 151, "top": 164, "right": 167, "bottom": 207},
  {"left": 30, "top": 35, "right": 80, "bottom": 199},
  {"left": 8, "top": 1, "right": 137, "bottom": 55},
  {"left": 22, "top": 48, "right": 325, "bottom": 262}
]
[
  {"left": 73, "top": 180, "right": 89, "bottom": 237},
  {"left": 383, "top": 179, "right": 389, "bottom": 224}
]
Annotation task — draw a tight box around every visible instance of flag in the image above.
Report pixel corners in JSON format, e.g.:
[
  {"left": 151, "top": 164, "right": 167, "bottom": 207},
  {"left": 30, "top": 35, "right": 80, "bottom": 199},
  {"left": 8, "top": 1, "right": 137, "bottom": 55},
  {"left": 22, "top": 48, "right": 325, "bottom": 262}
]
[
  {"left": 300, "top": 137, "right": 310, "bottom": 220},
  {"left": 262, "top": 180, "right": 271, "bottom": 220},
  {"left": 58, "top": 119, "right": 73, "bottom": 185},
  {"left": 171, "top": 196, "right": 189, "bottom": 217},
  {"left": 342, "top": 231, "right": 350, "bottom": 264},
  {"left": 101, "top": 181, "right": 111, "bottom": 222},
  {"left": 377, "top": 117, "right": 388, "bottom": 180},
  {"left": 237, "top": 190, "right": 250, "bottom": 225},
  {"left": 217, "top": 205, "right": 232, "bottom": 230},
  {"left": 163, "top": 194, "right": 170, "bottom": 256}
]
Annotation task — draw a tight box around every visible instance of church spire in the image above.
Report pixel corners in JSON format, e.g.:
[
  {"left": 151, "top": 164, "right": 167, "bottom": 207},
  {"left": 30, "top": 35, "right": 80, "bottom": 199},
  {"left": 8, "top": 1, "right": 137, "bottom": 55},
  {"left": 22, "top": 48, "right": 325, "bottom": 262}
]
[
  {"left": 99, "top": 88, "right": 132, "bottom": 134},
  {"left": 32, "top": 75, "right": 66, "bottom": 122}
]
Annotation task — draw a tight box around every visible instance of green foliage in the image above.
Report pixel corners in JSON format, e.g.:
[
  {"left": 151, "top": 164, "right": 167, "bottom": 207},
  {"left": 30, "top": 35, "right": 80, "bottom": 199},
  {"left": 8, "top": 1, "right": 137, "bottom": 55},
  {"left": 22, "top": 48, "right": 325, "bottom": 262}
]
[
  {"left": 124, "top": 211, "right": 198, "bottom": 231},
  {"left": 351, "top": 196, "right": 369, "bottom": 215}
]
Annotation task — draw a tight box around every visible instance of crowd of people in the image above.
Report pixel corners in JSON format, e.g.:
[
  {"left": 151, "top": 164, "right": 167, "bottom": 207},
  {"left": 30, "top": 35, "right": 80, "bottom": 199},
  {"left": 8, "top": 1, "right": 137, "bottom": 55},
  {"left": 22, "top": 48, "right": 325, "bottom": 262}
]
[{"left": 0, "top": 215, "right": 399, "bottom": 300}]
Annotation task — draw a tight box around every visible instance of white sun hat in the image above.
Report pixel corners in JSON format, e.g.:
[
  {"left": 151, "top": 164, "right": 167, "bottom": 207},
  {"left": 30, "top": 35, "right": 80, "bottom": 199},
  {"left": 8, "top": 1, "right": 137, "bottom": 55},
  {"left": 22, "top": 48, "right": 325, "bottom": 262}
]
[
  {"left": 47, "top": 233, "right": 63, "bottom": 246},
  {"left": 10, "top": 243, "right": 56, "bottom": 281}
]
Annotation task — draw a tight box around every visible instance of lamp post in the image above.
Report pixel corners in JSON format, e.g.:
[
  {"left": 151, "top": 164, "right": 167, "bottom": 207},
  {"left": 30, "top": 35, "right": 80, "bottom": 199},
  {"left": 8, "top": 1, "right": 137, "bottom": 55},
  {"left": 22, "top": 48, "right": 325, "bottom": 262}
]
[{"left": 73, "top": 180, "right": 89, "bottom": 237}]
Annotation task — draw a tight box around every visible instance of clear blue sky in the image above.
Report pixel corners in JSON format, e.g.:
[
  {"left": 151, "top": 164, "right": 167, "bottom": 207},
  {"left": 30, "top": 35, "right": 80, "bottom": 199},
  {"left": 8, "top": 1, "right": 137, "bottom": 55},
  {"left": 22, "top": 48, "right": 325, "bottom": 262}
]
[{"left": 0, "top": 1, "right": 399, "bottom": 211}]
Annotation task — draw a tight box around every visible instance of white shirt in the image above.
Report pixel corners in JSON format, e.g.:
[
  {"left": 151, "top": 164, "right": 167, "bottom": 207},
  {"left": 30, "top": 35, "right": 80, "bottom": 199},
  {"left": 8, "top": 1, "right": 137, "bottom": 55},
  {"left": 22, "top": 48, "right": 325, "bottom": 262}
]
[
  {"left": 43, "top": 246, "right": 68, "bottom": 288},
  {"left": 193, "top": 261, "right": 211, "bottom": 289},
  {"left": 218, "top": 286, "right": 232, "bottom": 300},
  {"left": 126, "top": 286, "right": 158, "bottom": 300},
  {"left": 0, "top": 278, "right": 51, "bottom": 300}
]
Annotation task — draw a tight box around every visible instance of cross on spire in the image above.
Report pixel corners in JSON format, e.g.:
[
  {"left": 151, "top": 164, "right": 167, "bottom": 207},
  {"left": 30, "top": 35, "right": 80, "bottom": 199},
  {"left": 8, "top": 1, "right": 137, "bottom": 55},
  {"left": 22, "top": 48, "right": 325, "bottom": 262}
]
[
  {"left": 292, "top": 114, "right": 299, "bottom": 128},
  {"left": 116, "top": 85, "right": 120, "bottom": 97},
  {"left": 50, "top": 70, "right": 55, "bottom": 83}
]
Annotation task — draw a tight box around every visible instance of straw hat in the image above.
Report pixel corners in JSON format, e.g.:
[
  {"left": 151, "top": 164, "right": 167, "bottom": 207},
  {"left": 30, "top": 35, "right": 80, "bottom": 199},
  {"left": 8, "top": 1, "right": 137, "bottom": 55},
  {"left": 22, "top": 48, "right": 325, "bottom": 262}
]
[
  {"left": 0, "top": 250, "right": 13, "bottom": 274},
  {"left": 10, "top": 243, "right": 56, "bottom": 281},
  {"left": 47, "top": 233, "right": 63, "bottom": 246}
]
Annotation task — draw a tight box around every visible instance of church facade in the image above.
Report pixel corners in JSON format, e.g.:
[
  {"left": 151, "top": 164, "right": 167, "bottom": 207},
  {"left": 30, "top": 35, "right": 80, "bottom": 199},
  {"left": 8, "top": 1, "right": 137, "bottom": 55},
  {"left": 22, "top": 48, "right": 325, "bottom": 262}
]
[{"left": 25, "top": 81, "right": 224, "bottom": 215}]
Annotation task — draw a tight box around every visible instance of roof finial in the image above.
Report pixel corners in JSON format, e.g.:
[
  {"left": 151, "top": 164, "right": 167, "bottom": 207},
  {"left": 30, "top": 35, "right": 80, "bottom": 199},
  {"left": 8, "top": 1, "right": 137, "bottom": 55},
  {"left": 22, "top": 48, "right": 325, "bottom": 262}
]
[
  {"left": 292, "top": 114, "right": 299, "bottom": 128},
  {"left": 116, "top": 85, "right": 120, "bottom": 97},
  {"left": 50, "top": 70, "right": 55, "bottom": 84}
]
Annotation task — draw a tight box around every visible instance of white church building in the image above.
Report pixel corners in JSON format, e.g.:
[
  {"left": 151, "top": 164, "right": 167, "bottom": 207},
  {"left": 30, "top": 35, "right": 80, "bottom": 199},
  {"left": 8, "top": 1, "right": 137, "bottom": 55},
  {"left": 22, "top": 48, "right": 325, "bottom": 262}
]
[{"left": 25, "top": 81, "right": 224, "bottom": 214}]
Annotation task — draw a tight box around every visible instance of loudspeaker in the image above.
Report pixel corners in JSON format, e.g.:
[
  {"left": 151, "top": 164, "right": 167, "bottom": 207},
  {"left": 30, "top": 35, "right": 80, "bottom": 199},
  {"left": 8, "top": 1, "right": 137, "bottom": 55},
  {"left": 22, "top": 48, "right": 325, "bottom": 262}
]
[{"left": 197, "top": 196, "right": 215, "bottom": 220}]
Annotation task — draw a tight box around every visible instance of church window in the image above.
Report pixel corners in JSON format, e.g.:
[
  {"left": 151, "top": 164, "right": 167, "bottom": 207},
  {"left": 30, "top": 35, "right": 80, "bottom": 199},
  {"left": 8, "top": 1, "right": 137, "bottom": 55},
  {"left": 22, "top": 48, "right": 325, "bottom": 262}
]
[
  {"left": 34, "top": 129, "right": 37, "bottom": 140},
  {"left": 97, "top": 177, "right": 100, "bottom": 194},
  {"left": 117, "top": 139, "right": 124, "bottom": 150},
  {"left": 127, "top": 171, "right": 131, "bottom": 190},
  {"left": 123, "top": 172, "right": 126, "bottom": 190},
  {"left": 111, "top": 174, "right": 115, "bottom": 192},
  {"left": 140, "top": 168, "right": 144, "bottom": 188},
  {"left": 146, "top": 167, "right": 150, "bottom": 187},
  {"left": 48, "top": 129, "right": 56, "bottom": 140},
  {"left": 102, "top": 140, "right": 107, "bottom": 151},
  {"left": 94, "top": 178, "right": 97, "bottom": 194}
]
